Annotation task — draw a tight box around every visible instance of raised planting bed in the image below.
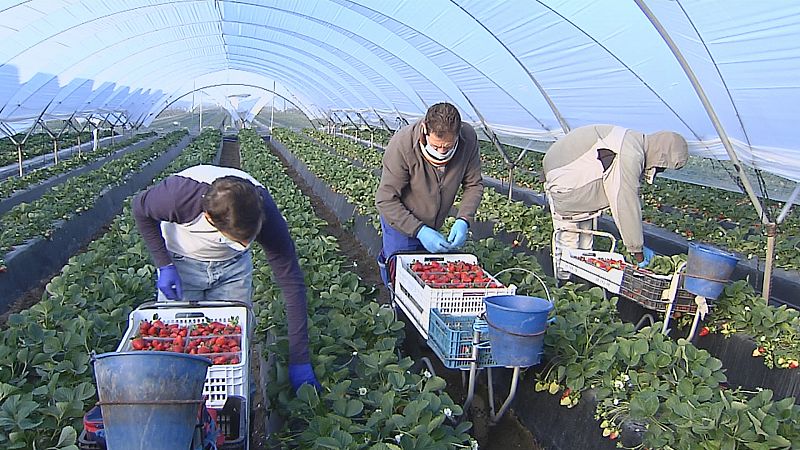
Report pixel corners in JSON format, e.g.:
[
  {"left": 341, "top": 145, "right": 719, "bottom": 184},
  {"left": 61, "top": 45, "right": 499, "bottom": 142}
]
[
  {"left": 0, "top": 133, "right": 118, "bottom": 181},
  {"left": 0, "top": 134, "right": 159, "bottom": 214},
  {"left": 0, "top": 134, "right": 190, "bottom": 311}
]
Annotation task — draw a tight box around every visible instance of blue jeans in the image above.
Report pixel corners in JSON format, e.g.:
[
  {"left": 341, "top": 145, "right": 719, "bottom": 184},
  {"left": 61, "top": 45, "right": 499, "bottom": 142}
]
[
  {"left": 158, "top": 250, "right": 253, "bottom": 303},
  {"left": 378, "top": 216, "right": 425, "bottom": 288}
]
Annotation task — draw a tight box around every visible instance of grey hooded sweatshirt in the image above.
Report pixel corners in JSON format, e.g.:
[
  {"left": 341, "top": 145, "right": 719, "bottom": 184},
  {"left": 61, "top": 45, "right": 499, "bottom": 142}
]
[
  {"left": 376, "top": 120, "right": 483, "bottom": 237},
  {"left": 543, "top": 124, "right": 688, "bottom": 253}
]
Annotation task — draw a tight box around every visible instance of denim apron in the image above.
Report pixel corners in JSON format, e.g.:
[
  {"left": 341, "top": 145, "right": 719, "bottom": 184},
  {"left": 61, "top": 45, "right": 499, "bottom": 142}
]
[{"left": 377, "top": 216, "right": 425, "bottom": 288}]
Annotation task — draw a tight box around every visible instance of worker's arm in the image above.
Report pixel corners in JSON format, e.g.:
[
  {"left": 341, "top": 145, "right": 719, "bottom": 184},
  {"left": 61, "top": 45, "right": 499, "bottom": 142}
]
[
  {"left": 132, "top": 176, "right": 206, "bottom": 267},
  {"left": 254, "top": 187, "right": 311, "bottom": 365},
  {"left": 603, "top": 140, "right": 646, "bottom": 255},
  {"left": 375, "top": 136, "right": 425, "bottom": 237}
]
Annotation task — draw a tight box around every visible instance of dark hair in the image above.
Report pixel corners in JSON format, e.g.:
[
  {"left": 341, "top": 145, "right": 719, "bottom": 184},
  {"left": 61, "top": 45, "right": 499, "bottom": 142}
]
[
  {"left": 424, "top": 102, "right": 461, "bottom": 137},
  {"left": 202, "top": 176, "right": 264, "bottom": 240}
]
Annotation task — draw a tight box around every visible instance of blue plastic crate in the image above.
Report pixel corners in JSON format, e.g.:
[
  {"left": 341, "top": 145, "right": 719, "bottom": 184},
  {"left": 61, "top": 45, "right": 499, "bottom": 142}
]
[{"left": 427, "top": 308, "right": 500, "bottom": 370}]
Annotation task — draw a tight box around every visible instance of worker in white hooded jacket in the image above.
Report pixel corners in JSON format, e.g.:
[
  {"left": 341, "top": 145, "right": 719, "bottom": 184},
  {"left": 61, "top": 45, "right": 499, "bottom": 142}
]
[{"left": 543, "top": 124, "right": 689, "bottom": 280}]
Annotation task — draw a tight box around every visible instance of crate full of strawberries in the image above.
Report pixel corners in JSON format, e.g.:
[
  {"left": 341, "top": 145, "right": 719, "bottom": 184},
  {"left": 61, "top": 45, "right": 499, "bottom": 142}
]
[
  {"left": 116, "top": 302, "right": 250, "bottom": 408},
  {"left": 408, "top": 260, "right": 505, "bottom": 289},
  {"left": 126, "top": 318, "right": 243, "bottom": 365},
  {"left": 393, "top": 254, "right": 516, "bottom": 339}
]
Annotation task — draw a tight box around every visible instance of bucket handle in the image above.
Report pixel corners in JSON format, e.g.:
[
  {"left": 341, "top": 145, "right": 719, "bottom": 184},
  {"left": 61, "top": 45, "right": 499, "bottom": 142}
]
[{"left": 489, "top": 267, "right": 553, "bottom": 305}]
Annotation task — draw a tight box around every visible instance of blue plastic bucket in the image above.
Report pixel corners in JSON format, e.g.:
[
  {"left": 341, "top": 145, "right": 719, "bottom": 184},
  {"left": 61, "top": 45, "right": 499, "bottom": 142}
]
[
  {"left": 483, "top": 295, "right": 554, "bottom": 367},
  {"left": 684, "top": 242, "right": 739, "bottom": 300},
  {"left": 93, "top": 352, "right": 211, "bottom": 450}
]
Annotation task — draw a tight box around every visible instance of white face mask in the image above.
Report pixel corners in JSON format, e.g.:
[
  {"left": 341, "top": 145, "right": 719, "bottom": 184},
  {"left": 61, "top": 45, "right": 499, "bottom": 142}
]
[{"left": 421, "top": 137, "right": 458, "bottom": 164}]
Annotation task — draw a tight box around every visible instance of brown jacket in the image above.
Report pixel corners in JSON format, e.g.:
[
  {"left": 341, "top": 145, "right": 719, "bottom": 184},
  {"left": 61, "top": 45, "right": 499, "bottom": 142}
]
[{"left": 376, "top": 120, "right": 484, "bottom": 237}]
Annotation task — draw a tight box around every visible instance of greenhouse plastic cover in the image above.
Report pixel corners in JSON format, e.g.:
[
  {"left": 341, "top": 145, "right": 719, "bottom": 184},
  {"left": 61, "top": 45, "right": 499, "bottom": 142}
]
[{"left": 1, "top": 1, "right": 800, "bottom": 182}]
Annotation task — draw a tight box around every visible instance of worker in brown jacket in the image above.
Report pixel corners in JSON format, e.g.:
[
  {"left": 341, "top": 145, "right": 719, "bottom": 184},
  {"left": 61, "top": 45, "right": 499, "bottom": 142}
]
[{"left": 375, "top": 102, "right": 484, "bottom": 287}]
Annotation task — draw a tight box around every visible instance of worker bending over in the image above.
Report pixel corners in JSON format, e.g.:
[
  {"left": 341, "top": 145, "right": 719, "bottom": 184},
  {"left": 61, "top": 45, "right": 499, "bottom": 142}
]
[
  {"left": 132, "top": 165, "right": 320, "bottom": 393},
  {"left": 543, "top": 124, "right": 688, "bottom": 281},
  {"left": 375, "top": 102, "right": 484, "bottom": 287}
]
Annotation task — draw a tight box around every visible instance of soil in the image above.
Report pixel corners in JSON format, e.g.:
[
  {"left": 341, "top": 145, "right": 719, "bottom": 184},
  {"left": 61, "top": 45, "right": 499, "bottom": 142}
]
[
  {"left": 265, "top": 138, "right": 544, "bottom": 450},
  {"left": 0, "top": 284, "right": 45, "bottom": 326}
]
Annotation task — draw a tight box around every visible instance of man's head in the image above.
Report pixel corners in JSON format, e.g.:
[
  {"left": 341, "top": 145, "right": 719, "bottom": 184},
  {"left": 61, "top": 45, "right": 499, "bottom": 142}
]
[
  {"left": 202, "top": 176, "right": 264, "bottom": 246},
  {"left": 643, "top": 131, "right": 689, "bottom": 184},
  {"left": 420, "top": 102, "right": 461, "bottom": 165}
]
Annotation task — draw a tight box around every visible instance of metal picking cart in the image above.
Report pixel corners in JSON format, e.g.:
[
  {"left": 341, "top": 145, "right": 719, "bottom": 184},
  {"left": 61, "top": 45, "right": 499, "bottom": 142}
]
[
  {"left": 554, "top": 229, "right": 710, "bottom": 340},
  {"left": 391, "top": 254, "right": 550, "bottom": 426}
]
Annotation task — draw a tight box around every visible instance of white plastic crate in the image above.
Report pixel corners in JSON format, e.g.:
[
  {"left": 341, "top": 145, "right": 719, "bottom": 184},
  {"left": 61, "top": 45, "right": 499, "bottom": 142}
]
[
  {"left": 393, "top": 254, "right": 516, "bottom": 339},
  {"left": 116, "top": 303, "right": 250, "bottom": 408},
  {"left": 560, "top": 248, "right": 625, "bottom": 294}
]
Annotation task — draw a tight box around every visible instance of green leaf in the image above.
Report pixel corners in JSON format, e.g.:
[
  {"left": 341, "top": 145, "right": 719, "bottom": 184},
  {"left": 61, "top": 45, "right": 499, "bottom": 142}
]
[
  {"left": 427, "top": 414, "right": 446, "bottom": 433},
  {"left": 632, "top": 339, "right": 649, "bottom": 357},
  {"left": 345, "top": 399, "right": 364, "bottom": 417},
  {"left": 56, "top": 426, "right": 77, "bottom": 447},
  {"left": 314, "top": 437, "right": 344, "bottom": 449},
  {"left": 423, "top": 376, "right": 446, "bottom": 393},
  {"left": 297, "top": 384, "right": 320, "bottom": 408},
  {"left": 764, "top": 434, "right": 792, "bottom": 447},
  {"left": 629, "top": 391, "right": 660, "bottom": 419}
]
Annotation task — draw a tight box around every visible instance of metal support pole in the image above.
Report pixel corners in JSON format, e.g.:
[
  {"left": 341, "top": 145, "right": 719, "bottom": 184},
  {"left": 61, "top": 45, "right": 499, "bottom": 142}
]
[
  {"left": 16, "top": 143, "right": 23, "bottom": 177},
  {"left": 463, "top": 328, "right": 481, "bottom": 414},
  {"left": 636, "top": 0, "right": 769, "bottom": 226},
  {"left": 762, "top": 223, "right": 777, "bottom": 303},
  {"left": 372, "top": 108, "right": 393, "bottom": 133},
  {"left": 40, "top": 121, "right": 59, "bottom": 165},
  {"left": 344, "top": 112, "right": 360, "bottom": 135},
  {"left": 777, "top": 183, "right": 800, "bottom": 224},
  {"left": 74, "top": 119, "right": 83, "bottom": 155},
  {"left": 507, "top": 166, "right": 515, "bottom": 201},
  {"left": 270, "top": 81, "right": 275, "bottom": 132}
]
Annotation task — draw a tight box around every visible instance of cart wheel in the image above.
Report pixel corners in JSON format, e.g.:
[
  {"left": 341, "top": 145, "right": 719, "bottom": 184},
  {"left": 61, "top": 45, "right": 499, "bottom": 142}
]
[{"left": 469, "top": 391, "right": 490, "bottom": 447}]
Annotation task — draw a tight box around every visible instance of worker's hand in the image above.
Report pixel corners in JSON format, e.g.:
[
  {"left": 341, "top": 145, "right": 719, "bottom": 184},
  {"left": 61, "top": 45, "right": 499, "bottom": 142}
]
[
  {"left": 416, "top": 226, "right": 452, "bottom": 253},
  {"left": 637, "top": 246, "right": 656, "bottom": 269},
  {"left": 447, "top": 219, "right": 469, "bottom": 249},
  {"left": 156, "top": 264, "right": 183, "bottom": 300},
  {"left": 288, "top": 363, "right": 322, "bottom": 393}
]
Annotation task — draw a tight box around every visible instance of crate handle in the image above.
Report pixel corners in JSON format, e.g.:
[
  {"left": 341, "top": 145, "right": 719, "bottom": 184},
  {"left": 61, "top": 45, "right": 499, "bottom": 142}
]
[{"left": 175, "top": 312, "right": 207, "bottom": 319}]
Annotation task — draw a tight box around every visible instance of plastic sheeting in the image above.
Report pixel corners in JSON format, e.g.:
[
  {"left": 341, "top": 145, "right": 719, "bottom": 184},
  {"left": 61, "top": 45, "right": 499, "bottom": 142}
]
[{"left": 0, "top": 1, "right": 799, "bottom": 181}]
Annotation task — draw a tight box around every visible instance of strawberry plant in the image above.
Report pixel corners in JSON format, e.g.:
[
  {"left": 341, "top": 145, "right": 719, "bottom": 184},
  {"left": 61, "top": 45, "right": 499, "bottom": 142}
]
[{"left": 0, "top": 130, "right": 186, "bottom": 258}]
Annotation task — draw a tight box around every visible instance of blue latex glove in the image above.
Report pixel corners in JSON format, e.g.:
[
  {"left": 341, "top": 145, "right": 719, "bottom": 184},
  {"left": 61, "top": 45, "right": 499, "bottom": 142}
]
[
  {"left": 288, "top": 363, "right": 322, "bottom": 392},
  {"left": 156, "top": 264, "right": 183, "bottom": 300},
  {"left": 638, "top": 246, "right": 656, "bottom": 268},
  {"left": 447, "top": 219, "right": 469, "bottom": 249},
  {"left": 416, "top": 226, "right": 452, "bottom": 253}
]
